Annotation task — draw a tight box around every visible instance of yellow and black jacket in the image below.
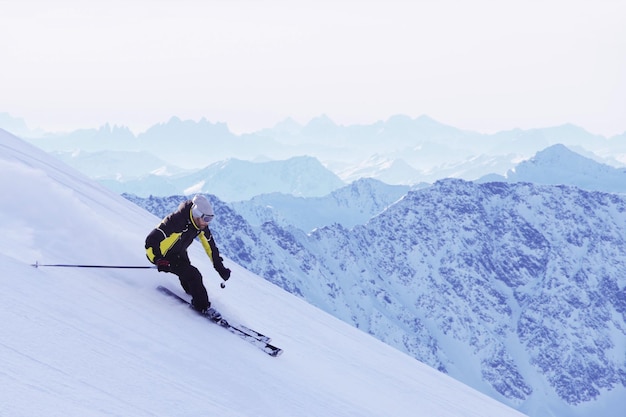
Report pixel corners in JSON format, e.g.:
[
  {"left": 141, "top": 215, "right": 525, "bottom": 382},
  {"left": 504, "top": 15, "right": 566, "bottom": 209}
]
[{"left": 145, "top": 200, "right": 226, "bottom": 272}]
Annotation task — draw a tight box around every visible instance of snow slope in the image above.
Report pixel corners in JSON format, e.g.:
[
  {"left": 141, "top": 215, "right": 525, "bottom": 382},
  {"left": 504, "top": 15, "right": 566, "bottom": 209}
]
[{"left": 0, "top": 128, "right": 527, "bottom": 416}]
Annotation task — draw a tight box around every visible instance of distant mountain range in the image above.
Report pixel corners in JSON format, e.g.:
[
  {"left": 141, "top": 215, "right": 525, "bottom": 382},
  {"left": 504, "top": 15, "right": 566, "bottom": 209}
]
[
  {"left": 103, "top": 155, "right": 346, "bottom": 201},
  {"left": 3, "top": 112, "right": 625, "bottom": 197},
  {"left": 76, "top": 144, "right": 626, "bottom": 201}
]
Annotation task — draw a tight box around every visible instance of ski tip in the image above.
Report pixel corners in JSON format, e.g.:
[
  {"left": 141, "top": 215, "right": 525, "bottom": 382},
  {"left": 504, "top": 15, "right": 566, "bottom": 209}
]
[{"left": 270, "top": 348, "right": 284, "bottom": 358}]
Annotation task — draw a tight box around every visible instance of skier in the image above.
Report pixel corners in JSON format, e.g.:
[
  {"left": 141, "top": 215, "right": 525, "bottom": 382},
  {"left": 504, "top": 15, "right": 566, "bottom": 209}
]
[{"left": 145, "top": 194, "right": 231, "bottom": 315}]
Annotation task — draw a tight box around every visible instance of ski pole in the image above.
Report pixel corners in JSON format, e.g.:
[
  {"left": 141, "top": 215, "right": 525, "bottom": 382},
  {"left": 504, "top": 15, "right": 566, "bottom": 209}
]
[{"left": 32, "top": 261, "right": 156, "bottom": 269}]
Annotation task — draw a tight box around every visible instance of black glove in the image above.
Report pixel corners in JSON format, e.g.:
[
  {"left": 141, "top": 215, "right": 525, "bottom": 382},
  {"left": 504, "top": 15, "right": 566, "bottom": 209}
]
[
  {"left": 155, "top": 258, "right": 171, "bottom": 273},
  {"left": 218, "top": 266, "right": 231, "bottom": 281}
]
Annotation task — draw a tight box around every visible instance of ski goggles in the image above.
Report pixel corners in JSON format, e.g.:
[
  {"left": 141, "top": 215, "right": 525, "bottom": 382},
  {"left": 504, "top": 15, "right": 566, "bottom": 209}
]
[
  {"left": 200, "top": 213, "right": 214, "bottom": 223},
  {"left": 193, "top": 207, "right": 214, "bottom": 222}
]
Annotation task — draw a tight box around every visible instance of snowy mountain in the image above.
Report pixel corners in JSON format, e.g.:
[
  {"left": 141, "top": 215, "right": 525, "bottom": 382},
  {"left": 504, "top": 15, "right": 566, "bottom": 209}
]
[
  {"left": 1, "top": 128, "right": 532, "bottom": 416},
  {"left": 0, "top": 112, "right": 44, "bottom": 138},
  {"left": 51, "top": 143, "right": 626, "bottom": 203},
  {"left": 29, "top": 122, "right": 137, "bottom": 152},
  {"left": 230, "top": 178, "right": 415, "bottom": 232},
  {"left": 480, "top": 144, "right": 626, "bottom": 193},
  {"left": 103, "top": 156, "right": 345, "bottom": 201},
  {"left": 336, "top": 154, "right": 426, "bottom": 185},
  {"left": 51, "top": 149, "right": 185, "bottom": 180},
  {"left": 25, "top": 116, "right": 288, "bottom": 168},
  {"left": 11, "top": 113, "right": 624, "bottom": 190},
  {"left": 126, "top": 178, "right": 626, "bottom": 417}
]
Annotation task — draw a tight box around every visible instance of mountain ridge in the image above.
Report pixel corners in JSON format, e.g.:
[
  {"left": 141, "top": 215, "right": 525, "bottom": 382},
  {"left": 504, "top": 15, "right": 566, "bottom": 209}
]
[
  {"left": 48, "top": 144, "right": 626, "bottom": 203},
  {"left": 10, "top": 112, "right": 625, "bottom": 188},
  {"left": 480, "top": 144, "right": 626, "bottom": 193},
  {"left": 105, "top": 155, "right": 345, "bottom": 201}
]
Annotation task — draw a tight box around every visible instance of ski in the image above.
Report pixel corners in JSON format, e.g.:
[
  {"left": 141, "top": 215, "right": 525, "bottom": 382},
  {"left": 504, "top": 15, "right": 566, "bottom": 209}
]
[
  {"left": 156, "top": 286, "right": 271, "bottom": 343},
  {"left": 156, "top": 286, "right": 282, "bottom": 357},
  {"left": 238, "top": 324, "right": 272, "bottom": 344}
]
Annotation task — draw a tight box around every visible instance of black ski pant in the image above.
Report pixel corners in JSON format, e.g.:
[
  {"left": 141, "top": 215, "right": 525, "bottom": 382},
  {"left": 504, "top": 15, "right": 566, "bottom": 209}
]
[{"left": 168, "top": 254, "right": 210, "bottom": 311}]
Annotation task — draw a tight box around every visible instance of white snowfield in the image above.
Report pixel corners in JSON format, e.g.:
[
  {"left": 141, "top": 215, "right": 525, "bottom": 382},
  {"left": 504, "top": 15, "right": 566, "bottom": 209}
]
[{"left": 0, "top": 129, "right": 526, "bottom": 416}]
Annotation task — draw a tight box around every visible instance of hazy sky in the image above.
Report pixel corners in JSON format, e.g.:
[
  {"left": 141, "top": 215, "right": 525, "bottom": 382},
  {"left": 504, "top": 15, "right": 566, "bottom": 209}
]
[{"left": 1, "top": 0, "right": 625, "bottom": 136}]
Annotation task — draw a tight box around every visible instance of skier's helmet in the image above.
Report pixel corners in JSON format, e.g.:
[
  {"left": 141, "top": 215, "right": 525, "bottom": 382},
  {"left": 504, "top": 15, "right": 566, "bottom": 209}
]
[{"left": 191, "top": 194, "right": 214, "bottom": 222}]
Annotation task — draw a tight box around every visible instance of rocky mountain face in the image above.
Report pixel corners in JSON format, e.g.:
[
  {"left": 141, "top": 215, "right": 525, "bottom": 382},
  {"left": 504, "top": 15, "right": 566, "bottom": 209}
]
[{"left": 126, "top": 179, "right": 626, "bottom": 416}]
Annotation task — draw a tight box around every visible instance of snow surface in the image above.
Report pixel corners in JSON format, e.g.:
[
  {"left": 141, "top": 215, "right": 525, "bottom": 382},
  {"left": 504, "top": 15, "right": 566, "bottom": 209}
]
[{"left": 0, "top": 128, "right": 528, "bottom": 416}]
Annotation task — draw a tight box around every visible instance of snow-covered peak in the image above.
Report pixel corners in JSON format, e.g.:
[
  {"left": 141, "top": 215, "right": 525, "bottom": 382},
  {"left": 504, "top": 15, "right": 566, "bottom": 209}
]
[
  {"left": 228, "top": 178, "right": 412, "bottom": 232},
  {"left": 501, "top": 144, "right": 626, "bottom": 193}
]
